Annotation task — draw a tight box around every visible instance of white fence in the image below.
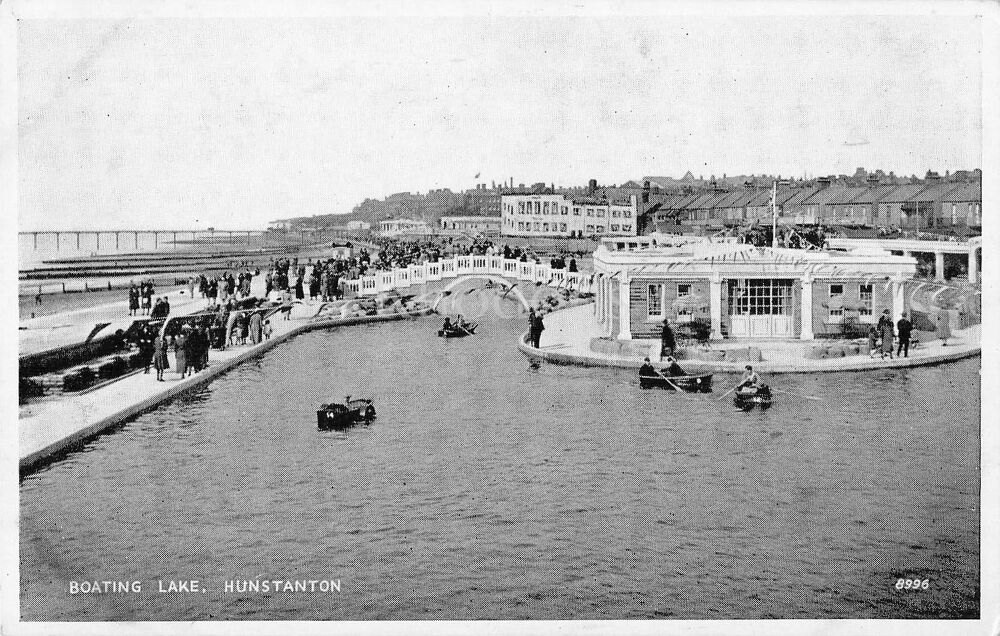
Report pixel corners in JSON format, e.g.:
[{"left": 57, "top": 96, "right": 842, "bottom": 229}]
[{"left": 342, "top": 257, "right": 594, "bottom": 298}]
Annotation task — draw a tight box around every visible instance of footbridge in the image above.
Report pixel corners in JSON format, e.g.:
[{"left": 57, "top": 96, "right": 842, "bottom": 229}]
[
  {"left": 340, "top": 255, "right": 594, "bottom": 310},
  {"left": 433, "top": 275, "right": 533, "bottom": 312}
]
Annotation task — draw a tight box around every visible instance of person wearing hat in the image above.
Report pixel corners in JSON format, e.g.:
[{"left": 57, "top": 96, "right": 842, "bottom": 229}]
[
  {"left": 174, "top": 327, "right": 188, "bottom": 378},
  {"left": 639, "top": 357, "right": 656, "bottom": 379},
  {"left": 664, "top": 355, "right": 686, "bottom": 377}
]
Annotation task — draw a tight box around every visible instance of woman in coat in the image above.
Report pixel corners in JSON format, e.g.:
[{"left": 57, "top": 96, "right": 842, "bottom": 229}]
[
  {"left": 880, "top": 318, "right": 895, "bottom": 360},
  {"left": 249, "top": 311, "right": 263, "bottom": 344},
  {"left": 174, "top": 332, "right": 187, "bottom": 378},
  {"left": 935, "top": 310, "right": 952, "bottom": 346},
  {"left": 152, "top": 332, "right": 169, "bottom": 381}
]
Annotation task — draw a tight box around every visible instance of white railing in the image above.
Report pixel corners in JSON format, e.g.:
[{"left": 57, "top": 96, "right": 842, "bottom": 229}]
[{"left": 338, "top": 257, "right": 593, "bottom": 298}]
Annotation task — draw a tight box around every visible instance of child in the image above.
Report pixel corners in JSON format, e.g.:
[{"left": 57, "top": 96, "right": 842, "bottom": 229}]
[
  {"left": 867, "top": 325, "right": 878, "bottom": 358},
  {"left": 263, "top": 319, "right": 272, "bottom": 340}
]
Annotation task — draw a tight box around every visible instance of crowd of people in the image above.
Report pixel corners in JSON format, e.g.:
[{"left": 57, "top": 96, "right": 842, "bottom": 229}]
[{"left": 367, "top": 236, "right": 584, "bottom": 273}]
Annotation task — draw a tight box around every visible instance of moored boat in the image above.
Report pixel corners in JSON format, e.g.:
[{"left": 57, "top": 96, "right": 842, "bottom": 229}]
[
  {"left": 733, "top": 384, "right": 772, "bottom": 410},
  {"left": 639, "top": 372, "right": 713, "bottom": 392},
  {"left": 317, "top": 397, "right": 376, "bottom": 429}
]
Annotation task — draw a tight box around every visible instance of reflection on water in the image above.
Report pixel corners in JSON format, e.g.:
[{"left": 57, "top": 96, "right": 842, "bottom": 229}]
[{"left": 20, "top": 298, "right": 980, "bottom": 620}]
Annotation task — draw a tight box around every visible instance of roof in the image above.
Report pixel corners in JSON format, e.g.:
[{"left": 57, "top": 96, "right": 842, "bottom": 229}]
[
  {"left": 802, "top": 186, "right": 867, "bottom": 206},
  {"left": 825, "top": 186, "right": 870, "bottom": 205},
  {"left": 682, "top": 193, "right": 720, "bottom": 210},
  {"left": 711, "top": 190, "right": 746, "bottom": 209},
  {"left": 941, "top": 182, "right": 981, "bottom": 202},
  {"left": 850, "top": 184, "right": 898, "bottom": 204},
  {"left": 907, "top": 183, "right": 959, "bottom": 202},
  {"left": 878, "top": 184, "right": 926, "bottom": 202},
  {"left": 782, "top": 187, "right": 823, "bottom": 207},
  {"left": 748, "top": 188, "right": 800, "bottom": 207}
]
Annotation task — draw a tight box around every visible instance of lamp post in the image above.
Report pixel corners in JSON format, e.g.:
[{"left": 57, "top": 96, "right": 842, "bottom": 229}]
[{"left": 771, "top": 179, "right": 790, "bottom": 247}]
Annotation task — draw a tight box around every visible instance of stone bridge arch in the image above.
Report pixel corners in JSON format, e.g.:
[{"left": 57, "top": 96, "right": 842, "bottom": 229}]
[{"left": 433, "top": 275, "right": 532, "bottom": 312}]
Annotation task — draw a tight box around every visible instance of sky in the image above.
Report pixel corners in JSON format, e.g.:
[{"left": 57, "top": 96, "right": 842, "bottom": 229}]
[{"left": 17, "top": 14, "right": 984, "bottom": 230}]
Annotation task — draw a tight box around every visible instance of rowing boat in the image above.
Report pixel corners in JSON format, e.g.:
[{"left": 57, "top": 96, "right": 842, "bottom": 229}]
[
  {"left": 733, "top": 384, "right": 772, "bottom": 410},
  {"left": 438, "top": 323, "right": 477, "bottom": 338},
  {"left": 317, "top": 398, "right": 376, "bottom": 429},
  {"left": 639, "top": 372, "right": 713, "bottom": 392}
]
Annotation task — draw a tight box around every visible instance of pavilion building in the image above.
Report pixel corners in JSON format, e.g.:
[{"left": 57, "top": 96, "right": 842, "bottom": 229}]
[{"left": 592, "top": 235, "right": 917, "bottom": 341}]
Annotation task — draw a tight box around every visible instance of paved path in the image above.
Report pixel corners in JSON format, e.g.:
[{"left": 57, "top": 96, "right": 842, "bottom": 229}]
[
  {"left": 521, "top": 303, "right": 981, "bottom": 373},
  {"left": 19, "top": 277, "right": 267, "bottom": 357}
]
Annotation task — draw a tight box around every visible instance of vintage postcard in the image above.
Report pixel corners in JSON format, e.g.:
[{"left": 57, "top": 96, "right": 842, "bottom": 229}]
[{"left": 2, "top": 1, "right": 997, "bottom": 635}]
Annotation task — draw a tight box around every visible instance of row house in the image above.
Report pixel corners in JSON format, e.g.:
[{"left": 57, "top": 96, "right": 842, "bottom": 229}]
[{"left": 939, "top": 183, "right": 982, "bottom": 229}]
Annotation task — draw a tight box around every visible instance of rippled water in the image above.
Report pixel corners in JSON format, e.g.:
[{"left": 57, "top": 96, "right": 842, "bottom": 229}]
[{"left": 20, "top": 295, "right": 980, "bottom": 620}]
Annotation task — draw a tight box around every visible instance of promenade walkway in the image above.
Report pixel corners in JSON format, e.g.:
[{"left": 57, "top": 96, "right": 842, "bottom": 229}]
[
  {"left": 19, "top": 278, "right": 267, "bottom": 357},
  {"left": 521, "top": 303, "right": 981, "bottom": 373}
]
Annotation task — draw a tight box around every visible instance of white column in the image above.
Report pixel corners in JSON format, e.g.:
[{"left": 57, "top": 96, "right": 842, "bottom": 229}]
[
  {"left": 606, "top": 279, "right": 615, "bottom": 337},
  {"left": 969, "top": 248, "right": 978, "bottom": 285},
  {"left": 709, "top": 273, "right": 723, "bottom": 340},
  {"left": 800, "top": 275, "right": 814, "bottom": 340},
  {"left": 934, "top": 251, "right": 945, "bottom": 281},
  {"left": 891, "top": 275, "right": 905, "bottom": 324},
  {"left": 594, "top": 275, "right": 601, "bottom": 317},
  {"left": 618, "top": 277, "right": 632, "bottom": 340},
  {"left": 902, "top": 250, "right": 912, "bottom": 258}
]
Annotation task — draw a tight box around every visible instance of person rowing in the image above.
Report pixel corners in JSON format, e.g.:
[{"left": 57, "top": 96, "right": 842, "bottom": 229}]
[
  {"left": 442, "top": 316, "right": 453, "bottom": 331},
  {"left": 663, "top": 356, "right": 686, "bottom": 377},
  {"left": 639, "top": 357, "right": 657, "bottom": 378},
  {"left": 736, "top": 364, "right": 761, "bottom": 390}
]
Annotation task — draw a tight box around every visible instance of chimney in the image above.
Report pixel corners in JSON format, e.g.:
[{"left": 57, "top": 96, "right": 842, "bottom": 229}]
[
  {"left": 817, "top": 177, "right": 832, "bottom": 188},
  {"left": 588, "top": 179, "right": 597, "bottom": 194}
]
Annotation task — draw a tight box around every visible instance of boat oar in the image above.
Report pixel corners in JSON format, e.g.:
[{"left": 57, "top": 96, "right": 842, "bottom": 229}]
[
  {"left": 770, "top": 387, "right": 824, "bottom": 401},
  {"left": 716, "top": 385, "right": 739, "bottom": 401},
  {"left": 652, "top": 368, "right": 684, "bottom": 392}
]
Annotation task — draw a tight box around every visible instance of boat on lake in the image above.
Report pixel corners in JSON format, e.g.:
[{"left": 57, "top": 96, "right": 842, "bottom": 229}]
[
  {"left": 639, "top": 372, "right": 713, "bottom": 392},
  {"left": 317, "top": 397, "right": 376, "bottom": 429},
  {"left": 438, "top": 322, "right": 477, "bottom": 338},
  {"left": 733, "top": 384, "right": 772, "bottom": 410}
]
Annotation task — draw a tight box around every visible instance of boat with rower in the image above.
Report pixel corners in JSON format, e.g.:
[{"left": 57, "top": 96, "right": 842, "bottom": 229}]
[
  {"left": 639, "top": 371, "right": 713, "bottom": 392},
  {"left": 438, "top": 318, "right": 477, "bottom": 338},
  {"left": 317, "top": 396, "right": 376, "bottom": 429},
  {"left": 733, "top": 384, "right": 772, "bottom": 410}
]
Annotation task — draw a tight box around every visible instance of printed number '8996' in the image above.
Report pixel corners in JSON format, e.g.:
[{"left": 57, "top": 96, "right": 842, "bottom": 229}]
[{"left": 896, "top": 578, "right": 929, "bottom": 590}]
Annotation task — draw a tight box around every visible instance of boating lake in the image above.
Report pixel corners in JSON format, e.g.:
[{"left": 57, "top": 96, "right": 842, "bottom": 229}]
[{"left": 20, "top": 292, "right": 980, "bottom": 620}]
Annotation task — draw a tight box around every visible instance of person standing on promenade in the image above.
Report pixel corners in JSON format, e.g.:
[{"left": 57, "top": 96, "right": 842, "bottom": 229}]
[
  {"left": 263, "top": 319, "right": 272, "bottom": 340},
  {"left": 879, "top": 312, "right": 895, "bottom": 360},
  {"left": 867, "top": 325, "right": 879, "bottom": 358},
  {"left": 128, "top": 283, "right": 139, "bottom": 316},
  {"left": 141, "top": 282, "right": 152, "bottom": 315},
  {"left": 184, "top": 327, "right": 198, "bottom": 376},
  {"left": 188, "top": 276, "right": 196, "bottom": 300},
  {"left": 139, "top": 326, "right": 155, "bottom": 374},
  {"left": 533, "top": 310, "right": 545, "bottom": 348},
  {"left": 935, "top": 310, "right": 951, "bottom": 346},
  {"left": 174, "top": 330, "right": 188, "bottom": 379},
  {"left": 896, "top": 313, "right": 913, "bottom": 358},
  {"left": 660, "top": 319, "right": 676, "bottom": 361},
  {"left": 527, "top": 309, "right": 537, "bottom": 347},
  {"left": 199, "top": 325, "right": 211, "bottom": 369},
  {"left": 249, "top": 311, "right": 262, "bottom": 345},
  {"left": 152, "top": 331, "right": 169, "bottom": 381}
]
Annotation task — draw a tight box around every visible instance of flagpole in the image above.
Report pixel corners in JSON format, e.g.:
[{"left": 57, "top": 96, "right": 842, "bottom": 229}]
[{"left": 771, "top": 180, "right": 778, "bottom": 248}]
